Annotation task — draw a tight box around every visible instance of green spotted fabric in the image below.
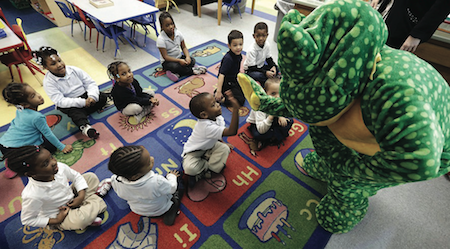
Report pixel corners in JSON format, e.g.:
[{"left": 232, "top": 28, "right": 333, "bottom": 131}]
[
  {"left": 277, "top": 0, "right": 387, "bottom": 123},
  {"left": 238, "top": 0, "right": 450, "bottom": 234}
]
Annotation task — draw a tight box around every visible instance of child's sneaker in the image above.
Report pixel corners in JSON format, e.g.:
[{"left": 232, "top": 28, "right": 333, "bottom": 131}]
[
  {"left": 81, "top": 124, "right": 100, "bottom": 139},
  {"left": 90, "top": 217, "right": 102, "bottom": 226},
  {"left": 166, "top": 71, "right": 180, "bottom": 82},
  {"left": 96, "top": 178, "right": 112, "bottom": 197},
  {"left": 192, "top": 66, "right": 207, "bottom": 75}
]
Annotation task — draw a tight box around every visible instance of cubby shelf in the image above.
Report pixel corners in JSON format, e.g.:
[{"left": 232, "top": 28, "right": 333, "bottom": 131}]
[{"left": 30, "top": 0, "right": 72, "bottom": 27}]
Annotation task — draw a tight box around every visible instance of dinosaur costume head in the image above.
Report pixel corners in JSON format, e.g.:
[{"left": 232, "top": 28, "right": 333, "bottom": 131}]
[{"left": 277, "top": 0, "right": 387, "bottom": 123}]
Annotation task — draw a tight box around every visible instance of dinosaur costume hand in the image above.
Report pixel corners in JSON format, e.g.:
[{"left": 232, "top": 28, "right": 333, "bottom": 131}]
[{"left": 237, "top": 73, "right": 292, "bottom": 117}]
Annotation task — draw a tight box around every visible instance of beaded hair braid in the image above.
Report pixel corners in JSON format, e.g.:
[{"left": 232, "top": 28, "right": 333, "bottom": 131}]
[
  {"left": 4, "top": 146, "right": 41, "bottom": 176},
  {"left": 33, "top": 46, "right": 58, "bottom": 67},
  {"left": 108, "top": 145, "right": 144, "bottom": 179},
  {"left": 106, "top": 61, "right": 127, "bottom": 80}
]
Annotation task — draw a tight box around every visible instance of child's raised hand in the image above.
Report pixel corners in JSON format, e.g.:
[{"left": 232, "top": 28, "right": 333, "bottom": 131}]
[
  {"left": 168, "top": 170, "right": 180, "bottom": 177},
  {"left": 62, "top": 144, "right": 73, "bottom": 154},
  {"left": 224, "top": 90, "right": 240, "bottom": 108},
  {"left": 278, "top": 117, "right": 288, "bottom": 127},
  {"left": 266, "top": 70, "right": 275, "bottom": 78},
  {"left": 150, "top": 97, "right": 159, "bottom": 106}
]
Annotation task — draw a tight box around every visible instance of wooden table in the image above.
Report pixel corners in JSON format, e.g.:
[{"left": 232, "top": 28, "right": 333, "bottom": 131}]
[
  {"left": 196, "top": 0, "right": 256, "bottom": 25},
  {"left": 0, "top": 20, "right": 23, "bottom": 53}
]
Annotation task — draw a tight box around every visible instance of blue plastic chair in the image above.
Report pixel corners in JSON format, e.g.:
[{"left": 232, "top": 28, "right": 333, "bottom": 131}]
[
  {"left": 55, "top": 1, "right": 83, "bottom": 37},
  {"left": 222, "top": 0, "right": 242, "bottom": 23},
  {"left": 87, "top": 14, "right": 136, "bottom": 58},
  {"left": 129, "top": 0, "right": 159, "bottom": 47}
]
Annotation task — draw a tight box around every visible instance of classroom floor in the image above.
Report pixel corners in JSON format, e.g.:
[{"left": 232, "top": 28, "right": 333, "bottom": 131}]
[{"left": 0, "top": 0, "right": 279, "bottom": 127}]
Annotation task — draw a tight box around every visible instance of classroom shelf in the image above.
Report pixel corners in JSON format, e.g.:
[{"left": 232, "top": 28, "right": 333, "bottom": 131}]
[{"left": 30, "top": 0, "right": 72, "bottom": 27}]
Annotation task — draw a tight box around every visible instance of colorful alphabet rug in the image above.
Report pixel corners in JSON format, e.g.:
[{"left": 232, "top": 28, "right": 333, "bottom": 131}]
[{"left": 0, "top": 40, "right": 331, "bottom": 248}]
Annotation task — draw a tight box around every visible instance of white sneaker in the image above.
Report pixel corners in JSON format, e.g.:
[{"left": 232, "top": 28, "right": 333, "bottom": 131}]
[
  {"left": 81, "top": 124, "right": 99, "bottom": 139},
  {"left": 193, "top": 66, "right": 207, "bottom": 75}
]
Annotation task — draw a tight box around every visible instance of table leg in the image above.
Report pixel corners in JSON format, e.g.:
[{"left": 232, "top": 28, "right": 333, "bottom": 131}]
[
  {"left": 197, "top": 0, "right": 201, "bottom": 17},
  {"left": 218, "top": 0, "right": 222, "bottom": 25},
  {"left": 251, "top": 0, "right": 255, "bottom": 14}
]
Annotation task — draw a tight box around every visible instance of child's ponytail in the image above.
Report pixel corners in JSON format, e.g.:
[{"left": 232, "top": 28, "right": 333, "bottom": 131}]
[{"left": 3, "top": 146, "right": 41, "bottom": 176}]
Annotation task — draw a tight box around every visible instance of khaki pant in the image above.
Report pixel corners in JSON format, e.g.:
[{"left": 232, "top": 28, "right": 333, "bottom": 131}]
[
  {"left": 182, "top": 141, "right": 230, "bottom": 176},
  {"left": 58, "top": 172, "right": 107, "bottom": 230}
]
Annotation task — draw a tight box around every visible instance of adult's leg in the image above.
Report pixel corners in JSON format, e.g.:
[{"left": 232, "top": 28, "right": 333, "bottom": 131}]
[{"left": 302, "top": 126, "right": 398, "bottom": 233}]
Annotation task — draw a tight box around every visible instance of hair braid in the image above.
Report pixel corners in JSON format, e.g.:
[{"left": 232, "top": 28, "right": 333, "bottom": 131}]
[
  {"left": 3, "top": 146, "right": 42, "bottom": 176},
  {"left": 108, "top": 145, "right": 143, "bottom": 179},
  {"left": 2, "top": 83, "right": 30, "bottom": 106}
]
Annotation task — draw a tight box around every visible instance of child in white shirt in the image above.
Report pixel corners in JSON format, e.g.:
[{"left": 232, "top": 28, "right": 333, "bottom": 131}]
[
  {"left": 108, "top": 145, "right": 183, "bottom": 226},
  {"left": 38, "top": 46, "right": 107, "bottom": 138},
  {"left": 243, "top": 22, "right": 280, "bottom": 87},
  {"left": 246, "top": 78, "right": 293, "bottom": 149},
  {"left": 4, "top": 146, "right": 109, "bottom": 230},
  {"left": 182, "top": 90, "right": 240, "bottom": 187}
]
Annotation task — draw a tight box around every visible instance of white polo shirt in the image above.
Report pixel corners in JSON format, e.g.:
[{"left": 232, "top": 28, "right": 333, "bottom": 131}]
[
  {"left": 182, "top": 116, "right": 226, "bottom": 156},
  {"left": 243, "top": 40, "right": 273, "bottom": 70},
  {"left": 156, "top": 29, "right": 184, "bottom": 63}
]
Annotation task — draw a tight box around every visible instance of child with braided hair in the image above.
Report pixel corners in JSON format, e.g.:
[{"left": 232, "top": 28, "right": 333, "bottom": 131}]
[
  {"left": 108, "top": 145, "right": 183, "bottom": 226},
  {"left": 37, "top": 46, "right": 107, "bottom": 139},
  {"left": 107, "top": 61, "right": 159, "bottom": 123},
  {"left": 0, "top": 83, "right": 72, "bottom": 179},
  {"left": 4, "top": 146, "right": 109, "bottom": 230}
]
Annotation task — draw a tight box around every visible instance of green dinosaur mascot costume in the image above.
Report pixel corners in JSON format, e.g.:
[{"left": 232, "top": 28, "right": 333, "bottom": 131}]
[{"left": 238, "top": 0, "right": 450, "bottom": 233}]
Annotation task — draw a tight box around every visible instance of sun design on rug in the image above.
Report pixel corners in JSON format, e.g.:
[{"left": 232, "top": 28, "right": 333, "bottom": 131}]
[{"left": 119, "top": 112, "right": 155, "bottom": 132}]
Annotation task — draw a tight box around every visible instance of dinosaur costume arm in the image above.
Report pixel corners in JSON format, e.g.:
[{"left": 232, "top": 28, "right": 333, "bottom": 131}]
[{"left": 237, "top": 73, "right": 293, "bottom": 118}]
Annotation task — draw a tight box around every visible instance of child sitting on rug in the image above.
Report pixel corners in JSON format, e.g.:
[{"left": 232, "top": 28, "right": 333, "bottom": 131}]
[
  {"left": 246, "top": 78, "right": 293, "bottom": 149},
  {"left": 157, "top": 11, "right": 207, "bottom": 82},
  {"left": 244, "top": 22, "right": 280, "bottom": 87},
  {"left": 4, "top": 146, "right": 110, "bottom": 230},
  {"left": 182, "top": 90, "right": 240, "bottom": 187},
  {"left": 0, "top": 83, "right": 73, "bottom": 179},
  {"left": 214, "top": 30, "right": 246, "bottom": 107},
  {"left": 108, "top": 145, "right": 184, "bottom": 226},
  {"left": 108, "top": 61, "right": 160, "bottom": 123},
  {"left": 38, "top": 46, "right": 107, "bottom": 139}
]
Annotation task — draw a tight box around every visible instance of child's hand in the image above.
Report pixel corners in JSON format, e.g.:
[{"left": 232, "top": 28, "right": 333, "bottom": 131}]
[
  {"left": 278, "top": 117, "right": 288, "bottom": 127},
  {"left": 179, "top": 59, "right": 189, "bottom": 66},
  {"left": 266, "top": 70, "right": 275, "bottom": 78},
  {"left": 168, "top": 170, "right": 180, "bottom": 177},
  {"left": 224, "top": 90, "right": 240, "bottom": 108},
  {"left": 62, "top": 144, "right": 73, "bottom": 154},
  {"left": 150, "top": 97, "right": 159, "bottom": 106},
  {"left": 67, "top": 195, "right": 83, "bottom": 208},
  {"left": 85, "top": 97, "right": 96, "bottom": 107},
  {"left": 57, "top": 206, "right": 69, "bottom": 222},
  {"left": 185, "top": 57, "right": 191, "bottom": 64},
  {"left": 215, "top": 91, "right": 224, "bottom": 103},
  {"left": 226, "top": 143, "right": 235, "bottom": 150}
]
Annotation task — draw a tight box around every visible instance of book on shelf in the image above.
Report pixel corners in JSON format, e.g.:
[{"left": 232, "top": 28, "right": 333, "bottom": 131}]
[{"left": 89, "top": 0, "right": 114, "bottom": 8}]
